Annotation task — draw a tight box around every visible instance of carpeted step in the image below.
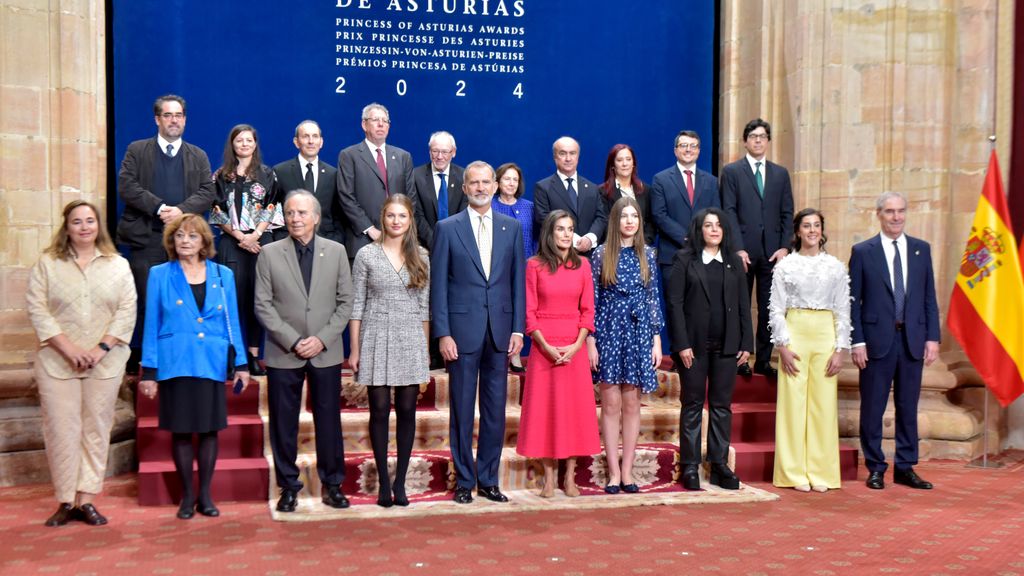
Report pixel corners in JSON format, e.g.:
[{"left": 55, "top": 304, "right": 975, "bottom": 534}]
[
  {"left": 136, "top": 415, "right": 265, "bottom": 460},
  {"left": 138, "top": 457, "right": 269, "bottom": 505},
  {"left": 135, "top": 379, "right": 261, "bottom": 418},
  {"left": 731, "top": 441, "right": 860, "bottom": 483},
  {"left": 730, "top": 402, "right": 778, "bottom": 442}
]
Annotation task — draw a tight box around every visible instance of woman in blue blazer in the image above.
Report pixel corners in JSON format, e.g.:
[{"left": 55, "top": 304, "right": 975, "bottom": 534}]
[{"left": 139, "top": 214, "right": 249, "bottom": 520}]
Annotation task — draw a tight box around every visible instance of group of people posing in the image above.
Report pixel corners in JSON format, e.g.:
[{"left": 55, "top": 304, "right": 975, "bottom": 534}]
[{"left": 26, "top": 95, "right": 940, "bottom": 527}]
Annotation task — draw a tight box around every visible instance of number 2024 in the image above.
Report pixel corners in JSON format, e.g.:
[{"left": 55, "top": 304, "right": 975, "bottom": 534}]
[{"left": 336, "top": 77, "right": 523, "bottom": 99}]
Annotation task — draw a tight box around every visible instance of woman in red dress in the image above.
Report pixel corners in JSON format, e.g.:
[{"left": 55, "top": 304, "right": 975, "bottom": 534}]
[{"left": 516, "top": 210, "right": 599, "bottom": 498}]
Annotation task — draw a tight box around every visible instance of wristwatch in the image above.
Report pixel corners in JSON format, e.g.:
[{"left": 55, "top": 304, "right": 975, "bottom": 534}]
[{"left": 98, "top": 342, "right": 111, "bottom": 352}]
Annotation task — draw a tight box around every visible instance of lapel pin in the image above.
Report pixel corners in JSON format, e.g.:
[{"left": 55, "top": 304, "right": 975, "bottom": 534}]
[
  {"left": 319, "top": 252, "right": 324, "bottom": 257},
  {"left": 502, "top": 226, "right": 507, "bottom": 231},
  {"left": 915, "top": 250, "right": 920, "bottom": 256}
]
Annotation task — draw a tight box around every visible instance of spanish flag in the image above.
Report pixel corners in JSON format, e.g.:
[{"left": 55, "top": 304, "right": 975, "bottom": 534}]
[{"left": 948, "top": 150, "right": 1024, "bottom": 407}]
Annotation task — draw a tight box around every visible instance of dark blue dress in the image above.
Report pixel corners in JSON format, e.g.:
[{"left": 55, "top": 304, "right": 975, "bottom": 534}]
[
  {"left": 491, "top": 197, "right": 536, "bottom": 257},
  {"left": 591, "top": 244, "right": 663, "bottom": 393}
]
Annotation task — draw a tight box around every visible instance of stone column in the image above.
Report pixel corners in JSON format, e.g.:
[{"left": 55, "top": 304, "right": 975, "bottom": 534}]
[
  {"left": 719, "top": 0, "right": 1015, "bottom": 460},
  {"left": 0, "top": 0, "right": 133, "bottom": 486}
]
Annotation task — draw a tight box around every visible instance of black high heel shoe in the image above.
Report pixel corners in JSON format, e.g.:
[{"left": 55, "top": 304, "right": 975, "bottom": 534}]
[
  {"left": 177, "top": 499, "right": 196, "bottom": 520},
  {"left": 197, "top": 499, "right": 220, "bottom": 517}
]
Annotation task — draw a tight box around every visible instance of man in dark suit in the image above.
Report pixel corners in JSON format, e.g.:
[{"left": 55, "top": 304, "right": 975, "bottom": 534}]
[
  {"left": 850, "top": 191, "right": 939, "bottom": 491},
  {"left": 412, "top": 130, "right": 467, "bottom": 248},
  {"left": 336, "top": 102, "right": 415, "bottom": 259},
  {"left": 272, "top": 120, "right": 344, "bottom": 243},
  {"left": 651, "top": 130, "right": 720, "bottom": 288},
  {"left": 431, "top": 161, "right": 525, "bottom": 504},
  {"left": 116, "top": 94, "right": 216, "bottom": 368},
  {"left": 721, "top": 118, "right": 794, "bottom": 377},
  {"left": 533, "top": 136, "right": 606, "bottom": 256},
  {"left": 254, "top": 190, "right": 354, "bottom": 512}
]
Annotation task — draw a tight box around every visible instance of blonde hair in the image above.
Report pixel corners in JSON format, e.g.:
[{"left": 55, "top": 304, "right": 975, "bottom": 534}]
[
  {"left": 600, "top": 196, "right": 651, "bottom": 286},
  {"left": 44, "top": 200, "right": 117, "bottom": 260}
]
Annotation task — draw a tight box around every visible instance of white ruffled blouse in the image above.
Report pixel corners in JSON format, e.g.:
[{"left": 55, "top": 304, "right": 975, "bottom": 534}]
[{"left": 768, "top": 252, "right": 852, "bottom": 350}]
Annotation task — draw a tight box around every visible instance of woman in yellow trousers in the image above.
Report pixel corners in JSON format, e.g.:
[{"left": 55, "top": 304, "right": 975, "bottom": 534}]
[{"left": 768, "top": 208, "right": 851, "bottom": 492}]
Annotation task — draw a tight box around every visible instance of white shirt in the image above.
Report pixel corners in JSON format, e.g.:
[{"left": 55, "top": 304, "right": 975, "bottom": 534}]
[
  {"left": 433, "top": 165, "right": 451, "bottom": 199},
  {"left": 298, "top": 154, "right": 320, "bottom": 191},
  {"left": 745, "top": 154, "right": 765, "bottom": 180},
  {"left": 468, "top": 208, "right": 493, "bottom": 253},
  {"left": 676, "top": 162, "right": 698, "bottom": 184},
  {"left": 881, "top": 233, "right": 908, "bottom": 293},
  {"left": 768, "top": 252, "right": 852, "bottom": 349},
  {"left": 556, "top": 171, "right": 598, "bottom": 249},
  {"left": 701, "top": 249, "right": 724, "bottom": 265},
  {"left": 158, "top": 135, "right": 182, "bottom": 157},
  {"left": 364, "top": 139, "right": 387, "bottom": 167}
]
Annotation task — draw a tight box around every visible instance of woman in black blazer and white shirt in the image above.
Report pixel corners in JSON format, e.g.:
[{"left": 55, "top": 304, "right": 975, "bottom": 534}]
[{"left": 666, "top": 207, "right": 752, "bottom": 491}]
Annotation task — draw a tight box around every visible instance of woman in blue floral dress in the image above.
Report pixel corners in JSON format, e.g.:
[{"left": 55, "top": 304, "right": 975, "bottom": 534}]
[{"left": 587, "top": 196, "right": 663, "bottom": 494}]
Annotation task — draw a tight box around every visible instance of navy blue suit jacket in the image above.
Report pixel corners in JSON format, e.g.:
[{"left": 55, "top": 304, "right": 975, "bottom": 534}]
[
  {"left": 142, "top": 260, "right": 246, "bottom": 381},
  {"left": 430, "top": 209, "right": 526, "bottom": 353},
  {"left": 849, "top": 234, "right": 941, "bottom": 360},
  {"left": 650, "top": 166, "right": 720, "bottom": 266},
  {"left": 720, "top": 158, "right": 794, "bottom": 260},
  {"left": 533, "top": 173, "right": 607, "bottom": 244}
]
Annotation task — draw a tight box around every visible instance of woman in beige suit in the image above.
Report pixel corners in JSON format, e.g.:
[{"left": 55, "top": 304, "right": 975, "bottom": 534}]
[{"left": 26, "top": 200, "right": 137, "bottom": 526}]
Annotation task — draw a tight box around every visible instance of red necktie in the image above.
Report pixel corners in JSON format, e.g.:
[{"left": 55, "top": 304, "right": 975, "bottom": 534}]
[
  {"left": 684, "top": 169, "right": 695, "bottom": 205},
  {"left": 375, "top": 148, "right": 389, "bottom": 195}
]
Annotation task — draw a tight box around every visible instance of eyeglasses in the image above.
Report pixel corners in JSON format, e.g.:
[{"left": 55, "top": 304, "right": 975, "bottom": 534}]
[
  {"left": 364, "top": 116, "right": 390, "bottom": 125},
  {"left": 430, "top": 149, "right": 453, "bottom": 157},
  {"left": 160, "top": 112, "right": 185, "bottom": 120},
  {"left": 747, "top": 133, "right": 769, "bottom": 141},
  {"left": 676, "top": 143, "right": 700, "bottom": 150}
]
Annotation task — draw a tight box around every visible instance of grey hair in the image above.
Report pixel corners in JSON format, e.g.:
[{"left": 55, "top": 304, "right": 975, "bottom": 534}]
[
  {"left": 294, "top": 120, "right": 322, "bottom": 139},
  {"left": 464, "top": 160, "right": 496, "bottom": 180},
  {"left": 361, "top": 102, "right": 389, "bottom": 121},
  {"left": 284, "top": 189, "right": 322, "bottom": 219},
  {"left": 875, "top": 191, "right": 907, "bottom": 212},
  {"left": 428, "top": 130, "right": 457, "bottom": 150}
]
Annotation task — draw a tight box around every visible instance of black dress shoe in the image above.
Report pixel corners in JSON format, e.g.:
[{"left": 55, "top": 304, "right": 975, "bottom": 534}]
[
  {"left": 377, "top": 490, "right": 393, "bottom": 508},
  {"left": 453, "top": 486, "right": 473, "bottom": 504},
  {"left": 737, "top": 363, "right": 753, "bottom": 377},
  {"left": 894, "top": 468, "right": 933, "bottom": 490},
  {"left": 477, "top": 485, "right": 509, "bottom": 503},
  {"left": 620, "top": 482, "right": 640, "bottom": 494},
  {"left": 78, "top": 503, "right": 108, "bottom": 526},
  {"left": 681, "top": 466, "right": 701, "bottom": 491},
  {"left": 392, "top": 486, "right": 409, "bottom": 507},
  {"left": 176, "top": 500, "right": 196, "bottom": 520},
  {"left": 276, "top": 490, "right": 298, "bottom": 512},
  {"left": 322, "top": 485, "right": 350, "bottom": 509},
  {"left": 197, "top": 500, "right": 220, "bottom": 517},
  {"left": 865, "top": 471, "right": 885, "bottom": 489},
  {"left": 44, "top": 503, "right": 79, "bottom": 527},
  {"left": 247, "top": 355, "right": 266, "bottom": 377},
  {"left": 753, "top": 363, "right": 778, "bottom": 379},
  {"left": 709, "top": 464, "right": 740, "bottom": 490}
]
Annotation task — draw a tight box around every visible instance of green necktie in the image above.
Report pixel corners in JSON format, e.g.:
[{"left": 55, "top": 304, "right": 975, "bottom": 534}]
[{"left": 755, "top": 161, "right": 764, "bottom": 197}]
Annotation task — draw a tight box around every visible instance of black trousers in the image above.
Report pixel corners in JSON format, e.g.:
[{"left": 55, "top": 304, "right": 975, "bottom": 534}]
[
  {"left": 267, "top": 362, "right": 344, "bottom": 492},
  {"left": 216, "top": 231, "right": 272, "bottom": 348},
  {"left": 745, "top": 253, "right": 776, "bottom": 365},
  {"left": 128, "top": 243, "right": 169, "bottom": 351},
  {"left": 679, "top": 341, "right": 737, "bottom": 465}
]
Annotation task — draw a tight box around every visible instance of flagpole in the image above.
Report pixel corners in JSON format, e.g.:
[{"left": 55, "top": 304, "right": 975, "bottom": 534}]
[{"left": 965, "top": 132, "right": 1006, "bottom": 470}]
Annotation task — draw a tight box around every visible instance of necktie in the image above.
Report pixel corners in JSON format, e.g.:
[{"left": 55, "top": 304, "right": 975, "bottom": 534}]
[
  {"left": 437, "top": 173, "right": 448, "bottom": 219},
  {"left": 375, "top": 148, "right": 389, "bottom": 195},
  {"left": 892, "top": 240, "right": 905, "bottom": 322},
  {"left": 684, "top": 169, "right": 695, "bottom": 205},
  {"left": 166, "top": 144, "right": 174, "bottom": 157},
  {"left": 477, "top": 214, "right": 491, "bottom": 280},
  {"left": 304, "top": 162, "right": 315, "bottom": 192},
  {"left": 755, "top": 161, "right": 764, "bottom": 197},
  {"left": 566, "top": 177, "right": 578, "bottom": 212}
]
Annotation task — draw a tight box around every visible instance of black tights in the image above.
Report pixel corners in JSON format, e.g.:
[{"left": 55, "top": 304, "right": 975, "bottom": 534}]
[
  {"left": 171, "top": 431, "right": 218, "bottom": 507},
  {"left": 368, "top": 385, "right": 418, "bottom": 498}
]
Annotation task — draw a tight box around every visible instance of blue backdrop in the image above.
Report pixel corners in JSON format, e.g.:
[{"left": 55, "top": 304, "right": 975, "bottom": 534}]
[{"left": 113, "top": 1, "right": 715, "bottom": 201}]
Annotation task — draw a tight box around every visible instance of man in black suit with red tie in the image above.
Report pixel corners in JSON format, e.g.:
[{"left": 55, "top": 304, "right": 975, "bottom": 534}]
[
  {"left": 721, "top": 118, "right": 794, "bottom": 378},
  {"left": 272, "top": 120, "right": 344, "bottom": 243},
  {"left": 533, "top": 136, "right": 606, "bottom": 257},
  {"left": 411, "top": 130, "right": 467, "bottom": 249}
]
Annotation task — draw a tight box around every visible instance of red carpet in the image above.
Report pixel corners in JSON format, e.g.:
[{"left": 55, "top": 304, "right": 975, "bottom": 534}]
[{"left": 3, "top": 454, "right": 1023, "bottom": 575}]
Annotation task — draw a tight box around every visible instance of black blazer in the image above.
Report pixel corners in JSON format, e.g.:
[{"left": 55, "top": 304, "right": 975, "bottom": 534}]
[
  {"left": 116, "top": 137, "right": 216, "bottom": 248},
  {"left": 720, "top": 158, "right": 794, "bottom": 260},
  {"left": 411, "top": 162, "right": 467, "bottom": 248},
  {"left": 273, "top": 157, "right": 345, "bottom": 243},
  {"left": 533, "top": 173, "right": 607, "bottom": 248},
  {"left": 600, "top": 181, "right": 656, "bottom": 247},
  {"left": 666, "top": 249, "right": 753, "bottom": 357}
]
